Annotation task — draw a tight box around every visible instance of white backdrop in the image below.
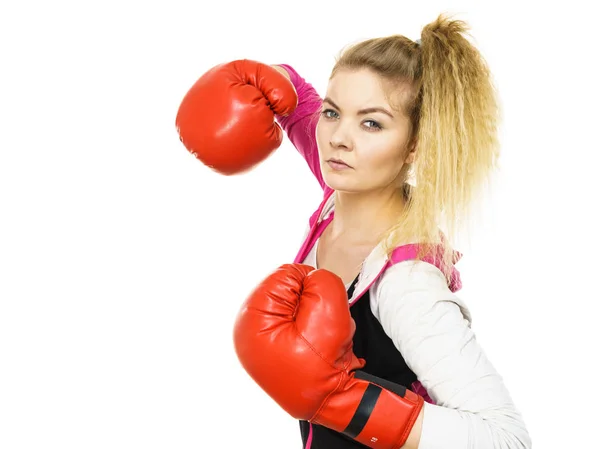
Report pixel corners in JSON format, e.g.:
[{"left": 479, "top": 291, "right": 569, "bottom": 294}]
[{"left": 1, "top": 1, "right": 598, "bottom": 448}]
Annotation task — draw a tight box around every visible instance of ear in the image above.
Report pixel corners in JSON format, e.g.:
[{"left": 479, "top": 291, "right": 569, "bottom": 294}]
[
  {"left": 404, "top": 150, "right": 416, "bottom": 164},
  {"left": 404, "top": 138, "right": 417, "bottom": 164}
]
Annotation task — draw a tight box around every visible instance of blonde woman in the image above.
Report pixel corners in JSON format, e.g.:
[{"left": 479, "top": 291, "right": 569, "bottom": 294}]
[{"left": 177, "top": 13, "right": 531, "bottom": 449}]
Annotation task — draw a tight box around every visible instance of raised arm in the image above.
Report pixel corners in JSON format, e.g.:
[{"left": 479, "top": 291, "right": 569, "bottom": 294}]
[{"left": 271, "top": 64, "right": 328, "bottom": 192}]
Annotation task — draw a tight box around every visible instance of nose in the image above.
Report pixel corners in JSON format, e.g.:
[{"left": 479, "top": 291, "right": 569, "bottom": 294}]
[{"left": 329, "top": 122, "right": 353, "bottom": 151}]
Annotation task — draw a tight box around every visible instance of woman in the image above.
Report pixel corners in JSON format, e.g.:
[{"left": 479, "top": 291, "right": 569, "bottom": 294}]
[{"left": 176, "top": 13, "right": 531, "bottom": 449}]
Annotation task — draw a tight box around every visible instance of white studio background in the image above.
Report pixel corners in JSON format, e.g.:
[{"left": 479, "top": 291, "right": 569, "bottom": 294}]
[{"left": 1, "top": 1, "right": 598, "bottom": 448}]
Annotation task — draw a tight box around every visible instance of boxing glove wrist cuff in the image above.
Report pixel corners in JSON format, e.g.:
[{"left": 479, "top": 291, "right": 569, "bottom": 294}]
[{"left": 313, "top": 370, "right": 424, "bottom": 449}]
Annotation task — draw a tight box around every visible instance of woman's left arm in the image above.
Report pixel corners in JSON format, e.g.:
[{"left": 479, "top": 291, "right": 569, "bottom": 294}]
[{"left": 372, "top": 261, "right": 532, "bottom": 449}]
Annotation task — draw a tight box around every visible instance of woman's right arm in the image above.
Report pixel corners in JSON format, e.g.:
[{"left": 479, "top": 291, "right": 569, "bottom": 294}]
[{"left": 271, "top": 64, "right": 328, "bottom": 192}]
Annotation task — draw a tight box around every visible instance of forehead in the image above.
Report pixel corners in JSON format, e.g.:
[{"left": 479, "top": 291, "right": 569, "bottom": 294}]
[
  {"left": 326, "top": 68, "right": 412, "bottom": 114},
  {"left": 326, "top": 68, "right": 389, "bottom": 107}
]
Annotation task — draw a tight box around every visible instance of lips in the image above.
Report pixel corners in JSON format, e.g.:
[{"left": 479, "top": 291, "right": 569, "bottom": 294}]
[{"left": 327, "top": 158, "right": 352, "bottom": 168}]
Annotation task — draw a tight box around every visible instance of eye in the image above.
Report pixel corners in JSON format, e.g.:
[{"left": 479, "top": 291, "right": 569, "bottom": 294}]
[
  {"left": 321, "top": 108, "right": 339, "bottom": 119},
  {"left": 363, "top": 120, "right": 382, "bottom": 131}
]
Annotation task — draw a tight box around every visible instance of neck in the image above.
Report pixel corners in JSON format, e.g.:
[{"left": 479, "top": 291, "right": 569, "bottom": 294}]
[{"left": 330, "top": 185, "right": 407, "bottom": 244}]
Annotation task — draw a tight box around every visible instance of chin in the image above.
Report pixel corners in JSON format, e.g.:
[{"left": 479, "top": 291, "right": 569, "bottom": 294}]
[{"left": 322, "top": 173, "right": 363, "bottom": 193}]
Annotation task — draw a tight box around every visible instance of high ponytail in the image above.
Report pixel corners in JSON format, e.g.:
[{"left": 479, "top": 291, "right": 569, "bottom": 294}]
[
  {"left": 402, "top": 14, "right": 500, "bottom": 273},
  {"left": 331, "top": 13, "right": 501, "bottom": 279}
]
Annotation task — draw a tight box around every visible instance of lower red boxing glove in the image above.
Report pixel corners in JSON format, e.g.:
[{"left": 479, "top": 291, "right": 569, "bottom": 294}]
[{"left": 233, "top": 264, "right": 424, "bottom": 449}]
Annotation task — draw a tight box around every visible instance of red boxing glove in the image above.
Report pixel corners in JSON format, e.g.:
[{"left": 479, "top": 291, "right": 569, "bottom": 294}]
[
  {"left": 233, "top": 264, "right": 424, "bottom": 449},
  {"left": 175, "top": 60, "right": 298, "bottom": 175}
]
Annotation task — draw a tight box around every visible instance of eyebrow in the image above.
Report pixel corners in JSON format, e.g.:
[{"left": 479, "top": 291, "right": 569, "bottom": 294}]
[{"left": 323, "top": 97, "right": 394, "bottom": 118}]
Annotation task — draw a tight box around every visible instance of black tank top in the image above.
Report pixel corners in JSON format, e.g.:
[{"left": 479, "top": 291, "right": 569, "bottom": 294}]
[{"left": 299, "top": 277, "right": 418, "bottom": 448}]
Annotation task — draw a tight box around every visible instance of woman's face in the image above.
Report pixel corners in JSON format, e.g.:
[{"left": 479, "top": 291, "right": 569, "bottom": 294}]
[{"left": 316, "top": 68, "right": 416, "bottom": 193}]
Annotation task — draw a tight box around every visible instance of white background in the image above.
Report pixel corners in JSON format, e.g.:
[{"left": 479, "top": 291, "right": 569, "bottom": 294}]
[{"left": 1, "top": 1, "right": 598, "bottom": 448}]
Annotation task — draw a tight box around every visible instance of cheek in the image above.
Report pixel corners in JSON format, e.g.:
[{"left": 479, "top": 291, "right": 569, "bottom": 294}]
[{"left": 357, "top": 136, "right": 406, "bottom": 172}]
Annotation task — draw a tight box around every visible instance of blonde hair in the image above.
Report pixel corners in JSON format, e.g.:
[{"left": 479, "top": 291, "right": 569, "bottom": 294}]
[{"left": 331, "top": 13, "right": 500, "bottom": 278}]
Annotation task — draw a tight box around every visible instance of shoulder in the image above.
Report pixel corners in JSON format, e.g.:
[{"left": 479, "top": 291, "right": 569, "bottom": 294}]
[{"left": 370, "top": 259, "right": 472, "bottom": 326}]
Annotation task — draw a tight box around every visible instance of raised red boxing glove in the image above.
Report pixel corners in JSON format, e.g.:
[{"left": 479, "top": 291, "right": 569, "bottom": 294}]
[
  {"left": 175, "top": 60, "right": 298, "bottom": 175},
  {"left": 233, "top": 264, "right": 424, "bottom": 449}
]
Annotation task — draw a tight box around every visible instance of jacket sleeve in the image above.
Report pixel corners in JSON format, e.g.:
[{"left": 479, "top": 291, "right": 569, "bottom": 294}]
[
  {"left": 273, "top": 64, "right": 328, "bottom": 192},
  {"left": 370, "top": 260, "right": 532, "bottom": 449}
]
